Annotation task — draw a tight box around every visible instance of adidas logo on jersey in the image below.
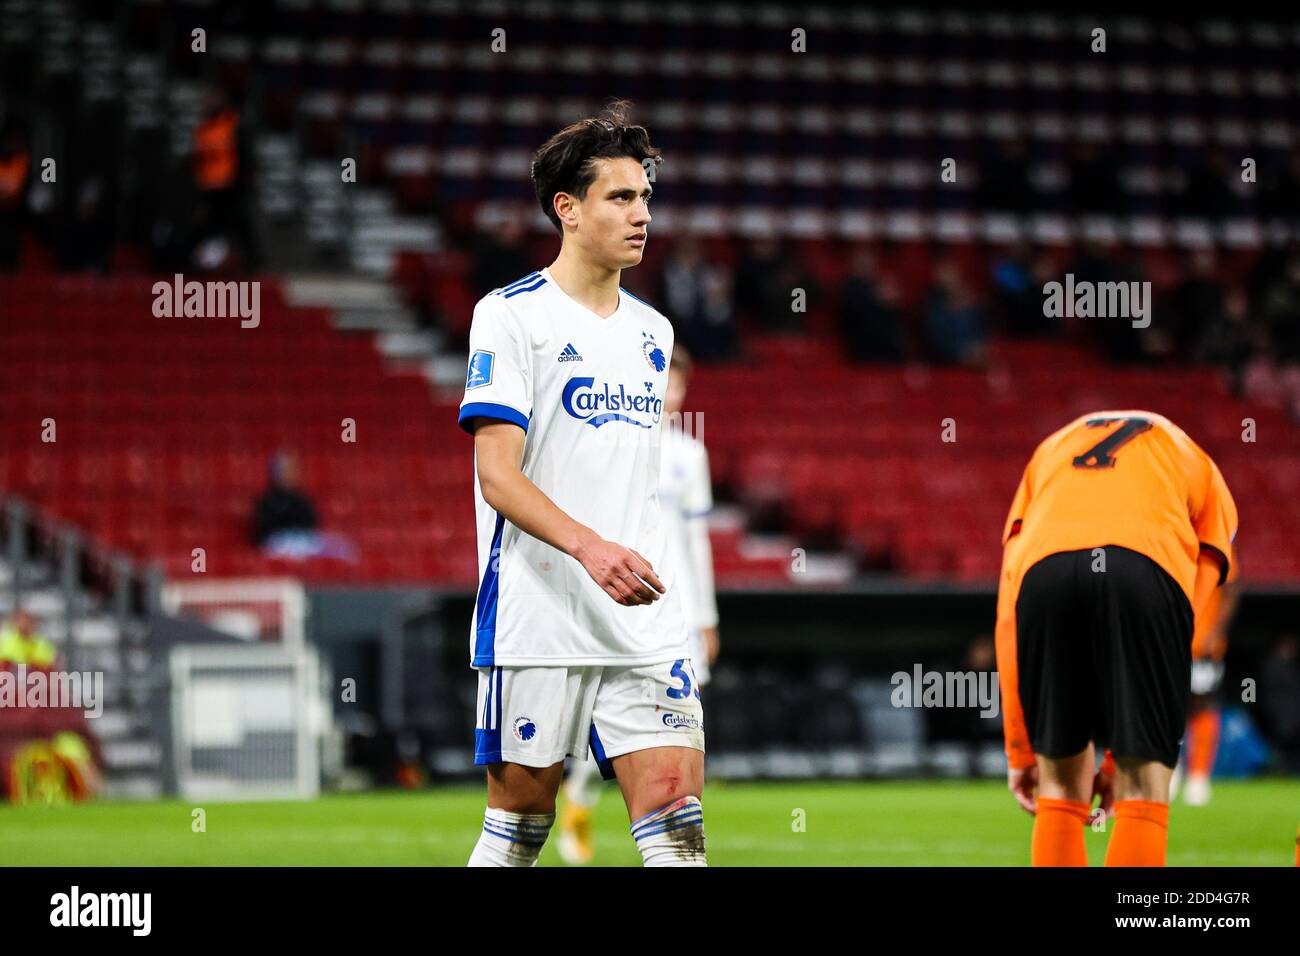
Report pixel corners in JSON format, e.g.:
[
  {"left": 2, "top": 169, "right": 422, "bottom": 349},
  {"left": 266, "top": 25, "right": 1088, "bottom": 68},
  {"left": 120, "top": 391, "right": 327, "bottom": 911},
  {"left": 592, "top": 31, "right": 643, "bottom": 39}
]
[{"left": 558, "top": 343, "right": 583, "bottom": 363}]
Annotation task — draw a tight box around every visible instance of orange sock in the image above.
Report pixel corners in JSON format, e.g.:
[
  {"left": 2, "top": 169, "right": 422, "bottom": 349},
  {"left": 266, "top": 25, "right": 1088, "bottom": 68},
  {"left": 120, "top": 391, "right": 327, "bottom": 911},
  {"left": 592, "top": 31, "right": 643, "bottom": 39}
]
[
  {"left": 1295, "top": 824, "right": 1299, "bottom": 867},
  {"left": 1187, "top": 709, "right": 1220, "bottom": 777},
  {"left": 1031, "top": 797, "right": 1090, "bottom": 867},
  {"left": 1105, "top": 800, "right": 1169, "bottom": 867}
]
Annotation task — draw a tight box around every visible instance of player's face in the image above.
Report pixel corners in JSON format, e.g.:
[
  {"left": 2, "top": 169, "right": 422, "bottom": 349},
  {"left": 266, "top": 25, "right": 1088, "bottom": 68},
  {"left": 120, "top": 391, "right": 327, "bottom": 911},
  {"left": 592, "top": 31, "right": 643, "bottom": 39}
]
[
  {"left": 664, "top": 365, "right": 687, "bottom": 417},
  {"left": 573, "top": 156, "right": 652, "bottom": 269}
]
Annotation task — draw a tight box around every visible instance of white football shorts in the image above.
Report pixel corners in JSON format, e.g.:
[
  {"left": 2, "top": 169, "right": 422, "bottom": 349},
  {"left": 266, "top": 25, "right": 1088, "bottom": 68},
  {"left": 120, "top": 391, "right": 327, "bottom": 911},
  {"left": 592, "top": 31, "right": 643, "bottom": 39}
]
[{"left": 473, "top": 657, "right": 705, "bottom": 779}]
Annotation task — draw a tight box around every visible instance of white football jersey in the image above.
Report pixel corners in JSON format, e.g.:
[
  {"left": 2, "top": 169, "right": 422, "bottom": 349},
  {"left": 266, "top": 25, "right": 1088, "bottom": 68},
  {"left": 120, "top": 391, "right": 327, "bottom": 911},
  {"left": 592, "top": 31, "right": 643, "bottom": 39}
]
[
  {"left": 458, "top": 267, "right": 689, "bottom": 667},
  {"left": 658, "top": 426, "right": 719, "bottom": 632}
]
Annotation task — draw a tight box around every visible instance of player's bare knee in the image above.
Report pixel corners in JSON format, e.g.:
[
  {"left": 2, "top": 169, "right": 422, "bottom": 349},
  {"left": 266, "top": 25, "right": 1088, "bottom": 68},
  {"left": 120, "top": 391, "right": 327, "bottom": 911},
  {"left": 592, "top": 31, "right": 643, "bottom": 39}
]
[
  {"left": 487, "top": 764, "right": 561, "bottom": 814},
  {"left": 1037, "top": 750, "right": 1092, "bottom": 803},
  {"left": 1113, "top": 757, "right": 1172, "bottom": 803},
  {"left": 629, "top": 772, "right": 702, "bottom": 821},
  {"left": 493, "top": 795, "right": 557, "bottom": 815},
  {"left": 654, "top": 776, "right": 699, "bottom": 808}
]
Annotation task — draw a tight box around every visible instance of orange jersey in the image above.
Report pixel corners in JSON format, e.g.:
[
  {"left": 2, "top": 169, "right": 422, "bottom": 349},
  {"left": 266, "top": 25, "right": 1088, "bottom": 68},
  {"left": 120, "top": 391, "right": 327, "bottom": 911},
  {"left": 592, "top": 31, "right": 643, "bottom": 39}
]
[
  {"left": 193, "top": 109, "right": 239, "bottom": 190},
  {"left": 1191, "top": 545, "right": 1239, "bottom": 661},
  {"left": 0, "top": 150, "right": 28, "bottom": 206},
  {"left": 1001, "top": 411, "right": 1237, "bottom": 604},
  {"left": 996, "top": 410, "right": 1238, "bottom": 769}
]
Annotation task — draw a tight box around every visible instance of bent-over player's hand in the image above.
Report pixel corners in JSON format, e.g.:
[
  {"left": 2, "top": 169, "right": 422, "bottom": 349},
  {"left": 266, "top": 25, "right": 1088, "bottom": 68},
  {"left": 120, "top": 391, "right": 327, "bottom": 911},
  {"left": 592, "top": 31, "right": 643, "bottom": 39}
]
[
  {"left": 575, "top": 538, "right": 665, "bottom": 606},
  {"left": 1090, "top": 757, "right": 1116, "bottom": 825},
  {"left": 1008, "top": 762, "right": 1038, "bottom": 815}
]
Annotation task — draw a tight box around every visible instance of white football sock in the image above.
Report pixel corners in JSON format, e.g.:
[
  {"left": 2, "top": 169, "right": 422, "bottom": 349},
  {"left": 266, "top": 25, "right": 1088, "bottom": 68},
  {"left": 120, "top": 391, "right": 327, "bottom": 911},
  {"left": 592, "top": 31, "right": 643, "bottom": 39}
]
[
  {"left": 630, "top": 796, "right": 706, "bottom": 867},
  {"left": 467, "top": 808, "right": 554, "bottom": 867}
]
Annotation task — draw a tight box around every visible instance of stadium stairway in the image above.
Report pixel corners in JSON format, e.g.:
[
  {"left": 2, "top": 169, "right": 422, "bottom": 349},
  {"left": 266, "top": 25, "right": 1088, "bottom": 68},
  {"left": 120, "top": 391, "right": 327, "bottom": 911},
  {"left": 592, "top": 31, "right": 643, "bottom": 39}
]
[{"left": 0, "top": 546, "right": 163, "bottom": 800}]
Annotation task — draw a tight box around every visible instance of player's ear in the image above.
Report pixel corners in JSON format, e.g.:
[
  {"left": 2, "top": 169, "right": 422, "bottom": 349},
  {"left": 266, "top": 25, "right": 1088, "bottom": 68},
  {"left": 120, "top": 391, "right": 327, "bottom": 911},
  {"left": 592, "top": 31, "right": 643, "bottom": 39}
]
[{"left": 554, "top": 192, "right": 578, "bottom": 230}]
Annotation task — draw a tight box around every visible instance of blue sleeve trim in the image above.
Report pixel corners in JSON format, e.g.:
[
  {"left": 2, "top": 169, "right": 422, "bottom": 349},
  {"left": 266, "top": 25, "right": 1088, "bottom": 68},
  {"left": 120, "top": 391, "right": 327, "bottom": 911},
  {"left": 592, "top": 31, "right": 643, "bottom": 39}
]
[{"left": 459, "top": 402, "right": 529, "bottom": 434}]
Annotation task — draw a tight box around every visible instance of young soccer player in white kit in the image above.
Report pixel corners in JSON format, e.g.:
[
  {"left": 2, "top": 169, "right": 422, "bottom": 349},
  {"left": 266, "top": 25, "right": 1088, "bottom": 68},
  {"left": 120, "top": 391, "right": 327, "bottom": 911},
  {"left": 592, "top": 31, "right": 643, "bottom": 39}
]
[
  {"left": 460, "top": 102, "right": 707, "bottom": 866},
  {"left": 557, "top": 346, "right": 721, "bottom": 864}
]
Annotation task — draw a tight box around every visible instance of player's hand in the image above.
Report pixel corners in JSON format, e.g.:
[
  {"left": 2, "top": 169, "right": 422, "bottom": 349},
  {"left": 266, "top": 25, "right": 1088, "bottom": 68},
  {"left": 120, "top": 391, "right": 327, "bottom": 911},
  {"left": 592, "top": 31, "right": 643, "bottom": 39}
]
[
  {"left": 1008, "top": 763, "right": 1038, "bottom": 815},
  {"left": 1090, "top": 760, "right": 1116, "bottom": 826},
  {"left": 574, "top": 538, "right": 665, "bottom": 606},
  {"left": 701, "top": 626, "right": 720, "bottom": 666}
]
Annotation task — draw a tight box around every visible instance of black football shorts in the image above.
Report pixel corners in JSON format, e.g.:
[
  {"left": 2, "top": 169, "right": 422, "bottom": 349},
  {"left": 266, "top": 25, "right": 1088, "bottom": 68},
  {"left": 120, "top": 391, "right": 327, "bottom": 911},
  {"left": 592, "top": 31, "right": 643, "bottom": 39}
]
[{"left": 1015, "top": 545, "right": 1194, "bottom": 768}]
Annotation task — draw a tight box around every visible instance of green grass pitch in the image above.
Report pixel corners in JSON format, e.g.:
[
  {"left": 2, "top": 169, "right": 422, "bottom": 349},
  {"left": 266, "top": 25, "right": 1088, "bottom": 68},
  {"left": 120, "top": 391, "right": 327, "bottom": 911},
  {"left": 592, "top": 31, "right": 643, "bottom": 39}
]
[{"left": 3, "top": 779, "right": 1296, "bottom": 866}]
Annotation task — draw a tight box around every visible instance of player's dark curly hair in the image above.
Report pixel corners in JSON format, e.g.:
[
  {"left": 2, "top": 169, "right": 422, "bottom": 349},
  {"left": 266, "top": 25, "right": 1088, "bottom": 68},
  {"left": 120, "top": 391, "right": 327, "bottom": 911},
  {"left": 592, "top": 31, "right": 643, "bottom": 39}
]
[{"left": 531, "top": 100, "right": 662, "bottom": 235}]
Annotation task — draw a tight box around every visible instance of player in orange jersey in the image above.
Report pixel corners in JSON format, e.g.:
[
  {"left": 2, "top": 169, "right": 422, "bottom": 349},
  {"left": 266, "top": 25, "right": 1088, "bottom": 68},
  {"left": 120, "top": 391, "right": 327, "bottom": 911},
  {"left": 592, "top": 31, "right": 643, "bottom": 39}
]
[{"left": 995, "top": 411, "right": 1238, "bottom": 867}]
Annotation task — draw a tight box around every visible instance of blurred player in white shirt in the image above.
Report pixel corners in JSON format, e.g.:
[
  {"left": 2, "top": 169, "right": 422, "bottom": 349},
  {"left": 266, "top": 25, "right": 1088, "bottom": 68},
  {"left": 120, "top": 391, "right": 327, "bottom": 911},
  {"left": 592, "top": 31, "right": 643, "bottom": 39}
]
[
  {"left": 460, "top": 102, "right": 708, "bottom": 867},
  {"left": 558, "top": 345, "right": 721, "bottom": 864}
]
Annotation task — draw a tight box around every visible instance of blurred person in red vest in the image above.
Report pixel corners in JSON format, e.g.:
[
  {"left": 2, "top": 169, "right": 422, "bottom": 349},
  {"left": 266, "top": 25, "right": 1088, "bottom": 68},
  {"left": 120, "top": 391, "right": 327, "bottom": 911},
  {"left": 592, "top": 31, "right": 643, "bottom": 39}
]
[
  {"left": 0, "top": 126, "right": 31, "bottom": 270},
  {"left": 189, "top": 87, "right": 260, "bottom": 270},
  {"left": 0, "top": 610, "right": 56, "bottom": 669},
  {"left": 0, "top": 612, "right": 105, "bottom": 803}
]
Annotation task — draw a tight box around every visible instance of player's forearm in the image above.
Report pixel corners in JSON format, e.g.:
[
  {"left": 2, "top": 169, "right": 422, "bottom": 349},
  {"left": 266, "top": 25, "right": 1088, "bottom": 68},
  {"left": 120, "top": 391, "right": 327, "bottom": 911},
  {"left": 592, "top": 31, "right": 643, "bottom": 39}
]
[
  {"left": 478, "top": 465, "right": 599, "bottom": 560},
  {"left": 1218, "top": 580, "right": 1241, "bottom": 625},
  {"left": 994, "top": 604, "right": 1034, "bottom": 769},
  {"left": 1191, "top": 551, "right": 1223, "bottom": 620}
]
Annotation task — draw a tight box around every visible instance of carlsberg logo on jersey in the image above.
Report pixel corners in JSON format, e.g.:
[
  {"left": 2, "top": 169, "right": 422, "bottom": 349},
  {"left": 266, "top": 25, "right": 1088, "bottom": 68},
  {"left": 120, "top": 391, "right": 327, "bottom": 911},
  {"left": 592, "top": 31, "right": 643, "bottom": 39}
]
[{"left": 562, "top": 377, "right": 664, "bottom": 428}]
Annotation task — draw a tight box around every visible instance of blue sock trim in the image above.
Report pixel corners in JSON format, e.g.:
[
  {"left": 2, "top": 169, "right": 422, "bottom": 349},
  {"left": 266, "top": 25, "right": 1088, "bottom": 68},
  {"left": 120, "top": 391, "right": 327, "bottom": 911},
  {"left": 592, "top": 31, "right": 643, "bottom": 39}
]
[
  {"left": 633, "top": 815, "right": 705, "bottom": 841},
  {"left": 629, "top": 796, "right": 703, "bottom": 837},
  {"left": 487, "top": 819, "right": 553, "bottom": 834},
  {"left": 482, "top": 825, "right": 547, "bottom": 847}
]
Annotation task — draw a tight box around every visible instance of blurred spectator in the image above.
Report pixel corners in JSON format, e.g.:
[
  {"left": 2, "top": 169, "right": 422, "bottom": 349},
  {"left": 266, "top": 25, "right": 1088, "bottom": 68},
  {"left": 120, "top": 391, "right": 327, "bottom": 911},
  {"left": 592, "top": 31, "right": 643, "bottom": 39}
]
[
  {"left": 659, "top": 235, "right": 738, "bottom": 360},
  {"left": 1069, "top": 240, "right": 1153, "bottom": 364},
  {"left": 0, "top": 611, "right": 56, "bottom": 668},
  {"left": 1066, "top": 142, "right": 1122, "bottom": 217},
  {"left": 839, "top": 247, "right": 904, "bottom": 362},
  {"left": 977, "top": 141, "right": 1036, "bottom": 216},
  {"left": 924, "top": 635, "right": 1003, "bottom": 775},
  {"left": 0, "top": 126, "right": 30, "bottom": 271},
  {"left": 252, "top": 451, "right": 357, "bottom": 561},
  {"left": 471, "top": 220, "right": 532, "bottom": 299},
  {"left": 59, "top": 108, "right": 118, "bottom": 271},
  {"left": 992, "top": 243, "right": 1058, "bottom": 338},
  {"left": 1265, "top": 154, "right": 1300, "bottom": 224},
  {"left": 733, "top": 237, "right": 815, "bottom": 333},
  {"left": 1179, "top": 148, "right": 1235, "bottom": 221},
  {"left": 1257, "top": 254, "right": 1300, "bottom": 362},
  {"left": 923, "top": 257, "right": 987, "bottom": 365},
  {"left": 189, "top": 87, "right": 259, "bottom": 270},
  {"left": 1195, "top": 288, "right": 1259, "bottom": 378},
  {"left": 1241, "top": 353, "right": 1300, "bottom": 422},
  {"left": 1167, "top": 248, "right": 1225, "bottom": 359},
  {"left": 60, "top": 173, "right": 115, "bottom": 271},
  {"left": 253, "top": 450, "right": 318, "bottom": 544},
  {"left": 1259, "top": 635, "right": 1300, "bottom": 765}
]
